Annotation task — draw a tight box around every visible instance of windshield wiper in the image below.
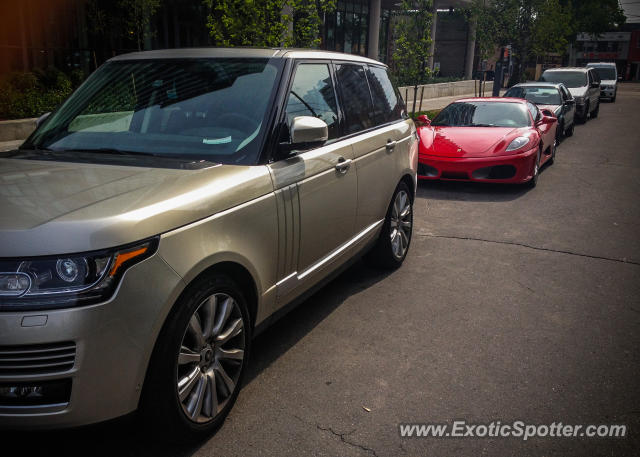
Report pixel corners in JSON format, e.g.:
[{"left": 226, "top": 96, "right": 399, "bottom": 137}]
[
  {"left": 55, "top": 148, "right": 158, "bottom": 157},
  {"left": 468, "top": 123, "right": 497, "bottom": 127}
]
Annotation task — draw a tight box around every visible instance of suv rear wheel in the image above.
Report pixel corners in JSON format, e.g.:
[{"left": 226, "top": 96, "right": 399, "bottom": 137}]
[
  {"left": 141, "top": 274, "right": 250, "bottom": 441},
  {"left": 366, "top": 181, "right": 413, "bottom": 269}
]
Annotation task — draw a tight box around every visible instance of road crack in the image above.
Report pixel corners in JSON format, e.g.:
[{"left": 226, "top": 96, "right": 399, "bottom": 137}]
[
  {"left": 417, "top": 233, "right": 640, "bottom": 266},
  {"left": 292, "top": 414, "right": 379, "bottom": 457},
  {"left": 315, "top": 424, "right": 380, "bottom": 457}
]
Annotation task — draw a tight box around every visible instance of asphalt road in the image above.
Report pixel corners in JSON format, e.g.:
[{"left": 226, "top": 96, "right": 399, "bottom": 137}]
[{"left": 3, "top": 85, "right": 640, "bottom": 457}]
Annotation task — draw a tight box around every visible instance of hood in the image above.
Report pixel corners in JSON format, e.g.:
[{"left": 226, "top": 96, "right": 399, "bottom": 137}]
[
  {"left": 568, "top": 87, "right": 587, "bottom": 98},
  {"left": 418, "top": 126, "right": 529, "bottom": 158},
  {"left": 0, "top": 157, "right": 272, "bottom": 256}
]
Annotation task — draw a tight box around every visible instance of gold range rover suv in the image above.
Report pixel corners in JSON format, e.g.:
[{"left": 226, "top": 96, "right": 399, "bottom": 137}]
[{"left": 0, "top": 48, "right": 417, "bottom": 438}]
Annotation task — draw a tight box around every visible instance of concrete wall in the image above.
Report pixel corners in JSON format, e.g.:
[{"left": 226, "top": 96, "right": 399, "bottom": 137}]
[
  {"left": 0, "top": 118, "right": 37, "bottom": 142},
  {"left": 399, "top": 79, "right": 494, "bottom": 112}
]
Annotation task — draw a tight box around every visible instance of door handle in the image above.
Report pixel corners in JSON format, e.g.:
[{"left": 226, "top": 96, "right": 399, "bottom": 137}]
[
  {"left": 386, "top": 140, "right": 397, "bottom": 151},
  {"left": 335, "top": 157, "right": 352, "bottom": 174}
]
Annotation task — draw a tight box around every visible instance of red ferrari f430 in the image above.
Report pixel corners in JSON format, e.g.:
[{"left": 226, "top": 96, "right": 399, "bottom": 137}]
[{"left": 416, "top": 98, "right": 558, "bottom": 187}]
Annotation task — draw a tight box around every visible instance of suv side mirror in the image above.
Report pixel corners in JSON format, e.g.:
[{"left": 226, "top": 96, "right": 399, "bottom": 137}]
[
  {"left": 416, "top": 114, "right": 431, "bottom": 126},
  {"left": 591, "top": 81, "right": 600, "bottom": 88},
  {"left": 290, "top": 116, "right": 328, "bottom": 145}
]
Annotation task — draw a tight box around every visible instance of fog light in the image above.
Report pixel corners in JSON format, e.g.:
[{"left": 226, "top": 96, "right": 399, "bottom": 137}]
[
  {"left": 0, "top": 272, "right": 31, "bottom": 296},
  {"left": 0, "top": 385, "right": 43, "bottom": 398},
  {"left": 0, "top": 379, "right": 71, "bottom": 406}
]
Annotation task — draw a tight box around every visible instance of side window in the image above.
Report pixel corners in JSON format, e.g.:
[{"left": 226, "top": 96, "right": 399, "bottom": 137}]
[
  {"left": 527, "top": 102, "right": 539, "bottom": 123},
  {"left": 335, "top": 64, "right": 375, "bottom": 134},
  {"left": 285, "top": 63, "right": 339, "bottom": 140},
  {"left": 366, "top": 66, "right": 403, "bottom": 125}
]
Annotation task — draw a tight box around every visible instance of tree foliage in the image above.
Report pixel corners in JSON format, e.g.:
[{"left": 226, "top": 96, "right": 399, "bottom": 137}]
[
  {"left": 203, "top": 0, "right": 289, "bottom": 46},
  {"left": 391, "top": 0, "right": 434, "bottom": 86},
  {"left": 204, "top": 0, "right": 335, "bottom": 48},
  {"left": 465, "top": 0, "right": 625, "bottom": 82},
  {"left": 118, "top": 0, "right": 161, "bottom": 51}
]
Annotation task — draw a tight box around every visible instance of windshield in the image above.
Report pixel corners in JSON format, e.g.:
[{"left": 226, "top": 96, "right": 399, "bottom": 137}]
[
  {"left": 431, "top": 101, "right": 531, "bottom": 127},
  {"left": 591, "top": 67, "right": 616, "bottom": 80},
  {"left": 24, "top": 58, "right": 282, "bottom": 165},
  {"left": 504, "top": 86, "right": 561, "bottom": 105},
  {"left": 540, "top": 71, "right": 587, "bottom": 88}
]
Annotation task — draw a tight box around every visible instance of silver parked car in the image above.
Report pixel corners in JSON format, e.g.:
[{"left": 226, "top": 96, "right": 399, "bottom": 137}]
[
  {"left": 540, "top": 67, "right": 601, "bottom": 123},
  {"left": 586, "top": 62, "right": 619, "bottom": 102},
  {"left": 0, "top": 49, "right": 417, "bottom": 438},
  {"left": 503, "top": 82, "right": 576, "bottom": 138}
]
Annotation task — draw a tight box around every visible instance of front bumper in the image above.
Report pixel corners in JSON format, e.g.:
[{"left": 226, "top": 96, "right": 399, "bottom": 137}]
[
  {"left": 0, "top": 252, "right": 184, "bottom": 429},
  {"left": 600, "top": 88, "right": 615, "bottom": 98},
  {"left": 417, "top": 146, "right": 538, "bottom": 184}
]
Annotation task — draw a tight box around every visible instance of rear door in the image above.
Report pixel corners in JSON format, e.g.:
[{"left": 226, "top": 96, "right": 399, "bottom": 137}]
[{"left": 334, "top": 63, "right": 412, "bottom": 232}]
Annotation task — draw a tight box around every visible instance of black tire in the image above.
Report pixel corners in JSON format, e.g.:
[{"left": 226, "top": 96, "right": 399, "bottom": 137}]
[
  {"left": 592, "top": 101, "right": 599, "bottom": 118},
  {"left": 548, "top": 139, "right": 557, "bottom": 165},
  {"left": 527, "top": 149, "right": 541, "bottom": 188},
  {"left": 365, "top": 181, "right": 413, "bottom": 269},
  {"left": 580, "top": 103, "right": 589, "bottom": 123},
  {"left": 557, "top": 120, "right": 564, "bottom": 141},
  {"left": 565, "top": 122, "right": 574, "bottom": 137},
  {"left": 611, "top": 92, "right": 616, "bottom": 103},
  {"left": 140, "top": 273, "right": 251, "bottom": 442}
]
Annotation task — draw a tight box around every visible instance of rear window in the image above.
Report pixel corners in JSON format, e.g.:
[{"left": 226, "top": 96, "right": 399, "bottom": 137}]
[
  {"left": 335, "top": 64, "right": 375, "bottom": 134},
  {"left": 504, "top": 86, "right": 562, "bottom": 105},
  {"left": 366, "top": 66, "right": 405, "bottom": 124},
  {"left": 540, "top": 71, "right": 587, "bottom": 89},
  {"left": 591, "top": 67, "right": 616, "bottom": 81}
]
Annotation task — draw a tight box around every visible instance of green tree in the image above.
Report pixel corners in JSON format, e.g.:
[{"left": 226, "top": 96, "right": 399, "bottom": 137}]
[
  {"left": 563, "top": 0, "right": 626, "bottom": 38},
  {"left": 204, "top": 0, "right": 290, "bottom": 46},
  {"left": 464, "top": 0, "right": 624, "bottom": 83},
  {"left": 391, "top": 0, "right": 433, "bottom": 86},
  {"left": 204, "top": 0, "right": 334, "bottom": 48},
  {"left": 286, "top": 0, "right": 336, "bottom": 47},
  {"left": 118, "top": 0, "right": 161, "bottom": 51}
]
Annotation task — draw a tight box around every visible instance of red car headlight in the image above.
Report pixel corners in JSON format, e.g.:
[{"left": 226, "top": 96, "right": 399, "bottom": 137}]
[{"left": 505, "top": 136, "right": 531, "bottom": 152}]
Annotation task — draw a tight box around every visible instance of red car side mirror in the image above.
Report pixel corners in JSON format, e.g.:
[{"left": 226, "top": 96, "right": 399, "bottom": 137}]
[
  {"left": 537, "top": 110, "right": 557, "bottom": 125},
  {"left": 416, "top": 114, "right": 431, "bottom": 126}
]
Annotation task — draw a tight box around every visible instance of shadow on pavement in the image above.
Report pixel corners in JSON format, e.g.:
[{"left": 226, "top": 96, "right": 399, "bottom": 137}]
[
  {"left": 0, "top": 259, "right": 392, "bottom": 457},
  {"left": 417, "top": 178, "right": 534, "bottom": 203}
]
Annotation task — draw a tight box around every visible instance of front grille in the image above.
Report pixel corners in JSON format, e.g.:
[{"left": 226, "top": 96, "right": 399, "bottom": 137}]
[
  {"left": 441, "top": 171, "right": 469, "bottom": 180},
  {"left": 0, "top": 342, "right": 76, "bottom": 376}
]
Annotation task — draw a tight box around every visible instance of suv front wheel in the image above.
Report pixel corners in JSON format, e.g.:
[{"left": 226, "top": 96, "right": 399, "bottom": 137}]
[{"left": 141, "top": 274, "right": 251, "bottom": 441}]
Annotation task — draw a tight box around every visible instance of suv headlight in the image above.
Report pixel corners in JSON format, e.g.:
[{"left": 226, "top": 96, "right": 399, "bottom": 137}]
[
  {"left": 506, "top": 136, "right": 531, "bottom": 152},
  {"left": 0, "top": 237, "right": 158, "bottom": 311}
]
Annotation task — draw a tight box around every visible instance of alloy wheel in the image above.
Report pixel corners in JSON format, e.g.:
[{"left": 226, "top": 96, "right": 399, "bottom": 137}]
[
  {"left": 389, "top": 190, "right": 412, "bottom": 260},
  {"left": 176, "top": 293, "right": 245, "bottom": 423}
]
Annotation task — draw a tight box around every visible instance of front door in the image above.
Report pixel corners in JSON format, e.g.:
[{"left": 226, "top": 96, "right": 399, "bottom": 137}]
[{"left": 268, "top": 62, "right": 357, "bottom": 303}]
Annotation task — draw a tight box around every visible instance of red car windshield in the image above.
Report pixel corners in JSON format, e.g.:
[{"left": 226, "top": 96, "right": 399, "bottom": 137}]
[{"left": 431, "top": 101, "right": 531, "bottom": 128}]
